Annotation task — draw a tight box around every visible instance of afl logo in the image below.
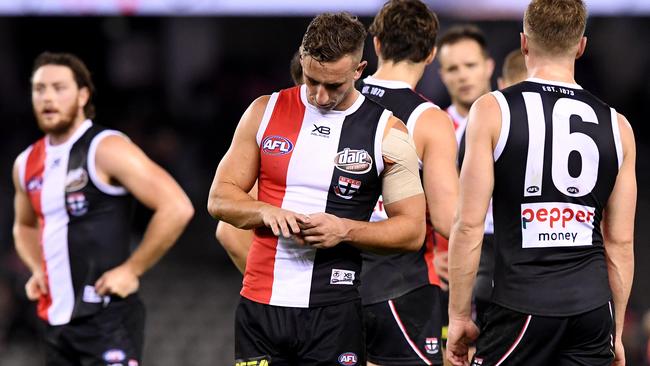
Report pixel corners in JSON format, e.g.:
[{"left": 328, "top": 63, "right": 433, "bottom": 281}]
[
  {"left": 262, "top": 135, "right": 294, "bottom": 155},
  {"left": 338, "top": 352, "right": 358, "bottom": 365},
  {"left": 334, "top": 148, "right": 372, "bottom": 174},
  {"left": 26, "top": 176, "right": 43, "bottom": 193},
  {"left": 567, "top": 186, "right": 580, "bottom": 194},
  {"left": 526, "top": 186, "right": 540, "bottom": 194}
]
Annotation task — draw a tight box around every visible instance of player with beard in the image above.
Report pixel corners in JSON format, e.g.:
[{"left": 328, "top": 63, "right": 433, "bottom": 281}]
[
  {"left": 446, "top": 0, "right": 635, "bottom": 364},
  {"left": 12, "top": 52, "right": 194, "bottom": 366}
]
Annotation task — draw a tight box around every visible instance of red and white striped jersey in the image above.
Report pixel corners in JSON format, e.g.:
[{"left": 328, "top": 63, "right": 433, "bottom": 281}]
[
  {"left": 241, "top": 85, "right": 391, "bottom": 308},
  {"left": 16, "top": 120, "right": 134, "bottom": 325}
]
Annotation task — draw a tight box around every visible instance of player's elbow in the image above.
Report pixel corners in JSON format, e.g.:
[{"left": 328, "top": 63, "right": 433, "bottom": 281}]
[
  {"left": 172, "top": 195, "right": 194, "bottom": 228},
  {"left": 207, "top": 195, "right": 223, "bottom": 220}
]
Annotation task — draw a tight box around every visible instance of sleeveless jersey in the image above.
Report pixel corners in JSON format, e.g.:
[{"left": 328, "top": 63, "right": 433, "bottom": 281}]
[
  {"left": 242, "top": 85, "right": 391, "bottom": 308},
  {"left": 449, "top": 105, "right": 494, "bottom": 234},
  {"left": 358, "top": 76, "right": 440, "bottom": 305},
  {"left": 16, "top": 120, "right": 135, "bottom": 326},
  {"left": 491, "top": 78, "right": 622, "bottom": 316}
]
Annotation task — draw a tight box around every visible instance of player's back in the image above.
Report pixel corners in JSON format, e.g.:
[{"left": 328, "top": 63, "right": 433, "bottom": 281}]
[
  {"left": 491, "top": 78, "right": 622, "bottom": 316},
  {"left": 359, "top": 76, "right": 441, "bottom": 304}
]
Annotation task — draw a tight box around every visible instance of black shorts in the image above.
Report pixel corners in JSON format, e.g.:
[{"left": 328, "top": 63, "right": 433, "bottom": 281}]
[
  {"left": 45, "top": 295, "right": 145, "bottom": 366},
  {"left": 472, "top": 302, "right": 615, "bottom": 366},
  {"left": 364, "top": 285, "right": 443, "bottom": 365},
  {"left": 235, "top": 296, "right": 365, "bottom": 366}
]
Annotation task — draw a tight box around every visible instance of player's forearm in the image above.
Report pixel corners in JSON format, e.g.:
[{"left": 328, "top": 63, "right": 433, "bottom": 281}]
[
  {"left": 216, "top": 222, "right": 252, "bottom": 274},
  {"left": 448, "top": 220, "right": 483, "bottom": 319},
  {"left": 13, "top": 224, "right": 43, "bottom": 274},
  {"left": 208, "top": 182, "right": 271, "bottom": 229},
  {"left": 344, "top": 214, "right": 425, "bottom": 253},
  {"left": 605, "top": 238, "right": 634, "bottom": 339},
  {"left": 125, "top": 197, "right": 194, "bottom": 276}
]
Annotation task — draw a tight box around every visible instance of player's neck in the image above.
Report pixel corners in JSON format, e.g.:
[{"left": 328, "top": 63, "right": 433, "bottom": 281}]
[
  {"left": 48, "top": 115, "right": 86, "bottom": 146},
  {"left": 450, "top": 102, "right": 470, "bottom": 119},
  {"left": 526, "top": 56, "right": 577, "bottom": 85},
  {"left": 372, "top": 60, "right": 425, "bottom": 89}
]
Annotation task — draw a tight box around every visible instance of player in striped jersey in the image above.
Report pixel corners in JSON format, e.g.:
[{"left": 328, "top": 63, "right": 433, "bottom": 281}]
[
  {"left": 446, "top": 0, "right": 635, "bottom": 364},
  {"left": 208, "top": 12, "right": 426, "bottom": 366},
  {"left": 12, "top": 52, "right": 194, "bottom": 366}
]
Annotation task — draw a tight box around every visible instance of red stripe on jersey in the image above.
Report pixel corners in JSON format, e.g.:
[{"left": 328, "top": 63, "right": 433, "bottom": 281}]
[
  {"left": 424, "top": 223, "right": 440, "bottom": 286},
  {"left": 24, "top": 139, "right": 51, "bottom": 322},
  {"left": 241, "top": 86, "right": 305, "bottom": 304}
]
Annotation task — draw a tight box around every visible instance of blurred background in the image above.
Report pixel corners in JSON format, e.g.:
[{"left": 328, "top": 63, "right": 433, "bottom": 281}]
[{"left": 0, "top": 1, "right": 648, "bottom": 365}]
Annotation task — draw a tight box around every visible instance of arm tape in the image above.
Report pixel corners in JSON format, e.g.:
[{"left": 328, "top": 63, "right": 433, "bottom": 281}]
[{"left": 381, "top": 128, "right": 424, "bottom": 205}]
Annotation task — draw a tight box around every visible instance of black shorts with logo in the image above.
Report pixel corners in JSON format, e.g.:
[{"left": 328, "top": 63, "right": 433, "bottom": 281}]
[
  {"left": 45, "top": 295, "right": 145, "bottom": 366},
  {"left": 235, "top": 296, "right": 365, "bottom": 366},
  {"left": 364, "top": 285, "right": 443, "bottom": 365},
  {"left": 471, "top": 302, "right": 615, "bottom": 366}
]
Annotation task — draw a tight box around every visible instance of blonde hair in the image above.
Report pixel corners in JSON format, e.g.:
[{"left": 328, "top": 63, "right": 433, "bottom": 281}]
[{"left": 524, "top": 0, "right": 587, "bottom": 55}]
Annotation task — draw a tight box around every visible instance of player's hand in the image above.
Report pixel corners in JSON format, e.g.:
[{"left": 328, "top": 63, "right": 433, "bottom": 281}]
[
  {"left": 612, "top": 338, "right": 625, "bottom": 366},
  {"left": 446, "top": 317, "right": 480, "bottom": 366},
  {"left": 25, "top": 270, "right": 48, "bottom": 301},
  {"left": 434, "top": 247, "right": 449, "bottom": 290},
  {"left": 260, "top": 205, "right": 310, "bottom": 238},
  {"left": 298, "top": 212, "right": 348, "bottom": 249},
  {"left": 94, "top": 264, "right": 139, "bottom": 298}
]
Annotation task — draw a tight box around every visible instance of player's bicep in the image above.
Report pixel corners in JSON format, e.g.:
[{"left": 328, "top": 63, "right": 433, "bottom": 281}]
[
  {"left": 96, "top": 135, "right": 187, "bottom": 211},
  {"left": 212, "top": 96, "right": 270, "bottom": 195},
  {"left": 381, "top": 116, "right": 423, "bottom": 205},
  {"left": 12, "top": 160, "right": 38, "bottom": 228},
  {"left": 602, "top": 114, "right": 636, "bottom": 244}
]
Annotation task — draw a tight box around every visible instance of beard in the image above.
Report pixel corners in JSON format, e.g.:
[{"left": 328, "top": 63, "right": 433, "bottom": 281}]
[{"left": 36, "top": 101, "right": 80, "bottom": 136}]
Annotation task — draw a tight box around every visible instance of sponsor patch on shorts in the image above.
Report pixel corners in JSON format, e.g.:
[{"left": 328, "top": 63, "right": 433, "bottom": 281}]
[
  {"left": 521, "top": 202, "right": 595, "bottom": 248},
  {"left": 235, "top": 355, "right": 271, "bottom": 366},
  {"left": 330, "top": 269, "right": 355, "bottom": 285}
]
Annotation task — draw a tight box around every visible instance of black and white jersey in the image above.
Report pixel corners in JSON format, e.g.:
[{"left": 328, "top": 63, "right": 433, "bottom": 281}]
[
  {"left": 16, "top": 120, "right": 135, "bottom": 325},
  {"left": 490, "top": 78, "right": 623, "bottom": 316},
  {"left": 358, "top": 76, "right": 442, "bottom": 305}
]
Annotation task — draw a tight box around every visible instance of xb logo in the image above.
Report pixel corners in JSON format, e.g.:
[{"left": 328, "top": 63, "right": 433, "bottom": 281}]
[{"left": 312, "top": 124, "right": 331, "bottom": 136}]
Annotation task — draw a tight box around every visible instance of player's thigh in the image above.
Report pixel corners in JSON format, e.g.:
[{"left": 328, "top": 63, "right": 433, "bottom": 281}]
[
  {"left": 365, "top": 286, "right": 443, "bottom": 365},
  {"left": 300, "top": 300, "right": 366, "bottom": 366}
]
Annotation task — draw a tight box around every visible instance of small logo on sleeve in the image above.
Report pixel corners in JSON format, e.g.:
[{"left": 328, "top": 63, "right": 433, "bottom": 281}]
[
  {"left": 424, "top": 337, "right": 439, "bottom": 354},
  {"left": 330, "top": 269, "right": 355, "bottom": 285}
]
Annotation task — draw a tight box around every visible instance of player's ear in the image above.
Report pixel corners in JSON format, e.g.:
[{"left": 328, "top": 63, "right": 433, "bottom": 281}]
[
  {"left": 354, "top": 60, "right": 368, "bottom": 80},
  {"left": 575, "top": 36, "right": 587, "bottom": 60},
  {"left": 425, "top": 47, "right": 437, "bottom": 65},
  {"left": 520, "top": 32, "right": 529, "bottom": 56},
  {"left": 373, "top": 37, "right": 382, "bottom": 58},
  {"left": 78, "top": 87, "right": 90, "bottom": 113}
]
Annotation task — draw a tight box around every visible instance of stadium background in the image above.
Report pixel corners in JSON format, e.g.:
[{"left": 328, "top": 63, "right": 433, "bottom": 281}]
[{"left": 0, "top": 2, "right": 648, "bottom": 365}]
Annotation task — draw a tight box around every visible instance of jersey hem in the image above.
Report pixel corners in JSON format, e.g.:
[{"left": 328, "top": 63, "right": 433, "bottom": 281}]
[{"left": 491, "top": 296, "right": 612, "bottom": 317}]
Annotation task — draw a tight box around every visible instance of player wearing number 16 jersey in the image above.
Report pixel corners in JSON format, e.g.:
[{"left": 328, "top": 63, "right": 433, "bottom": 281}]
[{"left": 446, "top": 1, "right": 636, "bottom": 366}]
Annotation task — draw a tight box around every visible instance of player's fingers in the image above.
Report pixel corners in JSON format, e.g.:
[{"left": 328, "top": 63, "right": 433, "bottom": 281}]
[
  {"left": 25, "top": 281, "right": 40, "bottom": 300},
  {"left": 268, "top": 220, "right": 280, "bottom": 236},
  {"left": 287, "top": 216, "right": 301, "bottom": 234},
  {"left": 278, "top": 218, "right": 291, "bottom": 238},
  {"left": 95, "top": 277, "right": 108, "bottom": 296},
  {"left": 296, "top": 214, "right": 311, "bottom": 224}
]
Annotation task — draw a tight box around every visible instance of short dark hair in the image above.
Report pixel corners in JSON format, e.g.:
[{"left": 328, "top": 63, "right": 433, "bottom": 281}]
[
  {"left": 32, "top": 52, "right": 96, "bottom": 119},
  {"left": 437, "top": 24, "right": 489, "bottom": 58},
  {"left": 289, "top": 50, "right": 303, "bottom": 85},
  {"left": 369, "top": 0, "right": 439, "bottom": 63},
  {"left": 525, "top": 0, "right": 587, "bottom": 55},
  {"left": 300, "top": 12, "right": 367, "bottom": 63}
]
